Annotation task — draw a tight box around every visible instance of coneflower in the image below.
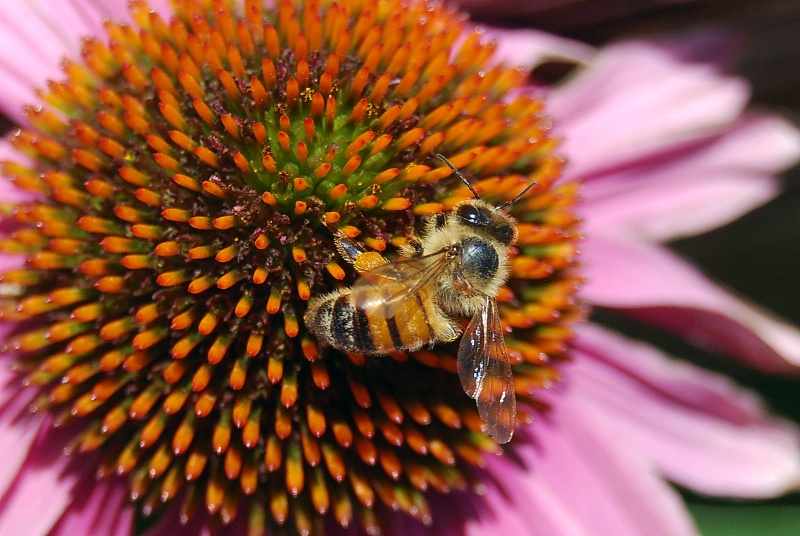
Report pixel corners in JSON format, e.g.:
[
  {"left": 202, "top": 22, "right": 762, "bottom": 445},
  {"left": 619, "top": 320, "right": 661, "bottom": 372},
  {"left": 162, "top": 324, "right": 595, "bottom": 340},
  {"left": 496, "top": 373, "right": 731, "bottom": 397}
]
[
  {"left": 0, "top": 0, "right": 579, "bottom": 533},
  {"left": 3, "top": 2, "right": 800, "bottom": 536}
]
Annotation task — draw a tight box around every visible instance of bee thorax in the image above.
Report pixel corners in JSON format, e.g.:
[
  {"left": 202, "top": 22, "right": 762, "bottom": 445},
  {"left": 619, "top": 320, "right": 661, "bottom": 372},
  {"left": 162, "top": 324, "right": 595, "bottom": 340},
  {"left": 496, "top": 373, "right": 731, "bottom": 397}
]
[{"left": 460, "top": 237, "right": 498, "bottom": 285}]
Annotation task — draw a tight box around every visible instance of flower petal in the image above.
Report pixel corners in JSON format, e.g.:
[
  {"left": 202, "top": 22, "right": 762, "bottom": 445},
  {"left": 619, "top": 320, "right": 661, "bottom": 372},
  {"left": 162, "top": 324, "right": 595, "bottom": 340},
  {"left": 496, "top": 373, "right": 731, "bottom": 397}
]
[
  {"left": 581, "top": 233, "right": 800, "bottom": 373},
  {"left": 49, "top": 476, "right": 134, "bottom": 536},
  {"left": 573, "top": 324, "right": 800, "bottom": 497},
  {"left": 506, "top": 393, "right": 698, "bottom": 536},
  {"left": 547, "top": 41, "right": 750, "bottom": 180},
  {"left": 0, "top": 359, "right": 42, "bottom": 499},
  {"left": 579, "top": 115, "right": 800, "bottom": 241},
  {"left": 0, "top": 421, "right": 79, "bottom": 536},
  {"left": 485, "top": 28, "right": 594, "bottom": 71},
  {"left": 0, "top": 0, "right": 108, "bottom": 123},
  {"left": 370, "top": 391, "right": 698, "bottom": 536},
  {"left": 0, "top": 0, "right": 173, "bottom": 124}
]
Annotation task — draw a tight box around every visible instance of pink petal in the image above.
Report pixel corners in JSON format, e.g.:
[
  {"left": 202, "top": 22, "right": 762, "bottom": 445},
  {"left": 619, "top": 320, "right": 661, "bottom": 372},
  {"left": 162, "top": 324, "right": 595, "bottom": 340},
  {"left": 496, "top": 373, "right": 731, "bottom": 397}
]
[
  {"left": 506, "top": 394, "right": 697, "bottom": 536},
  {"left": 485, "top": 28, "right": 594, "bottom": 71},
  {"left": 0, "top": 1, "right": 106, "bottom": 122},
  {"left": 573, "top": 324, "right": 800, "bottom": 497},
  {"left": 547, "top": 41, "right": 750, "bottom": 180},
  {"left": 580, "top": 115, "right": 800, "bottom": 241},
  {"left": 49, "top": 476, "right": 134, "bottom": 536},
  {"left": 0, "top": 422, "right": 79, "bottom": 536},
  {"left": 344, "top": 386, "right": 698, "bottom": 536},
  {"left": 456, "top": 0, "right": 583, "bottom": 15},
  {"left": 581, "top": 233, "right": 800, "bottom": 373},
  {"left": 0, "top": 0, "right": 173, "bottom": 123},
  {"left": 0, "top": 362, "right": 43, "bottom": 499}
]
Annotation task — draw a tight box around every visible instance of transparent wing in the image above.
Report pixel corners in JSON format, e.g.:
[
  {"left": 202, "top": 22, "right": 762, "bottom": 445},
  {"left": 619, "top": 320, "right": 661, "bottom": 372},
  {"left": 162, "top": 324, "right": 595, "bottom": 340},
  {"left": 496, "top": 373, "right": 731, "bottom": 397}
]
[
  {"left": 457, "top": 296, "right": 516, "bottom": 444},
  {"left": 351, "top": 248, "right": 455, "bottom": 318}
]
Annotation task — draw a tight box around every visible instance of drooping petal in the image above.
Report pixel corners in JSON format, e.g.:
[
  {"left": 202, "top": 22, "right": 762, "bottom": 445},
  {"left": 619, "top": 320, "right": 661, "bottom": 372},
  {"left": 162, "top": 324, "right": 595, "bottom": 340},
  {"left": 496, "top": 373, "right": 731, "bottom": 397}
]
[
  {"left": 547, "top": 41, "right": 750, "bottom": 180},
  {"left": 578, "top": 115, "right": 800, "bottom": 241},
  {"left": 573, "top": 324, "right": 800, "bottom": 497},
  {"left": 581, "top": 233, "right": 800, "bottom": 373}
]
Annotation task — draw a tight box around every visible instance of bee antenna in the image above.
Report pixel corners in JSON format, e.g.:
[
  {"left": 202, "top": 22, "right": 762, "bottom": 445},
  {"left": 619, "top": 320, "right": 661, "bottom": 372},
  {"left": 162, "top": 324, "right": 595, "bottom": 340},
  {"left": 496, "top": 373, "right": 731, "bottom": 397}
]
[
  {"left": 436, "top": 154, "right": 480, "bottom": 200},
  {"left": 496, "top": 180, "right": 538, "bottom": 210}
]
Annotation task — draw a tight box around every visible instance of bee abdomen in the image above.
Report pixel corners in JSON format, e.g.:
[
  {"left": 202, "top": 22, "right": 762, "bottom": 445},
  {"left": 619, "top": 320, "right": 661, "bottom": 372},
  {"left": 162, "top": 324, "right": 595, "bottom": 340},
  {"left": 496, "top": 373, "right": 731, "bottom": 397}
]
[
  {"left": 332, "top": 293, "right": 375, "bottom": 352},
  {"left": 306, "top": 290, "right": 448, "bottom": 355}
]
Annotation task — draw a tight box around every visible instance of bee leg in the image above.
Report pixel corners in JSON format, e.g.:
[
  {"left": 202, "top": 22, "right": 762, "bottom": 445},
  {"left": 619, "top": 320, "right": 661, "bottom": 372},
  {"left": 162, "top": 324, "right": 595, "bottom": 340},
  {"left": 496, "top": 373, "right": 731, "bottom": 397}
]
[
  {"left": 333, "top": 231, "right": 365, "bottom": 265},
  {"left": 333, "top": 231, "right": 388, "bottom": 274},
  {"left": 399, "top": 235, "right": 424, "bottom": 258}
]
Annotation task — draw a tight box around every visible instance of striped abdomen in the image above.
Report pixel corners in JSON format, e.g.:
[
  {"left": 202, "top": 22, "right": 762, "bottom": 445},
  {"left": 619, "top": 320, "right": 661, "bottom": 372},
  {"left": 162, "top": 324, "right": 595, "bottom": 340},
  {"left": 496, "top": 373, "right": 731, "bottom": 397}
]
[{"left": 306, "top": 287, "right": 453, "bottom": 355}]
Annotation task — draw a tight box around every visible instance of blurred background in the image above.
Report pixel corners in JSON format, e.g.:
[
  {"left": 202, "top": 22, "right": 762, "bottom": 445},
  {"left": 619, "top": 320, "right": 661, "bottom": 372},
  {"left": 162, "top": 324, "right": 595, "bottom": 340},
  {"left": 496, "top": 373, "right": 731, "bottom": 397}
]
[{"left": 455, "top": 1, "right": 800, "bottom": 534}]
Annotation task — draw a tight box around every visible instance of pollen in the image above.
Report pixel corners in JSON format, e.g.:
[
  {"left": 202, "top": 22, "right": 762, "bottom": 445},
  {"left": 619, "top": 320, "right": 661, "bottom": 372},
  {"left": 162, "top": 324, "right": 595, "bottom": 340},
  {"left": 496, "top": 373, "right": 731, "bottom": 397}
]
[{"left": 0, "top": 0, "right": 581, "bottom": 534}]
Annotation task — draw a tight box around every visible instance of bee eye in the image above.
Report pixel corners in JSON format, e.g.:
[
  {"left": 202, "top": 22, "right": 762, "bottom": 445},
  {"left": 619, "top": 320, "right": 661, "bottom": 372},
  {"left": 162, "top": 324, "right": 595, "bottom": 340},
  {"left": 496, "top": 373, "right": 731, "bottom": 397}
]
[{"left": 456, "top": 204, "right": 486, "bottom": 226}]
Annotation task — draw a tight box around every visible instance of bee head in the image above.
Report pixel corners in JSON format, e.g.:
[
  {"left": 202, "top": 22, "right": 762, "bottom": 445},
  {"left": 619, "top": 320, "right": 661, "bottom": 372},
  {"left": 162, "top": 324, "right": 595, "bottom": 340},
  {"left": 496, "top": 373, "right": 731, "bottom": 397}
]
[
  {"left": 455, "top": 200, "right": 517, "bottom": 246},
  {"left": 436, "top": 154, "right": 525, "bottom": 246}
]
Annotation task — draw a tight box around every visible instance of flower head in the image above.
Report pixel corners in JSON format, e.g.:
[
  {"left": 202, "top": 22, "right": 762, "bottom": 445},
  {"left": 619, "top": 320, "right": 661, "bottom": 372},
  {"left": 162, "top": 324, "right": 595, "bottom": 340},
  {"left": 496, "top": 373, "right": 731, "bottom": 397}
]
[{"left": 0, "top": 0, "right": 581, "bottom": 533}]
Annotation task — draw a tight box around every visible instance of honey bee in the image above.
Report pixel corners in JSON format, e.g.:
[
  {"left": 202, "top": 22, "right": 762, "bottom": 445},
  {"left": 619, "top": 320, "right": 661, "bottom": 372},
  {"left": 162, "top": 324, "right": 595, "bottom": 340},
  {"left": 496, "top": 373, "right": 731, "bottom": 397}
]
[{"left": 305, "top": 155, "right": 534, "bottom": 444}]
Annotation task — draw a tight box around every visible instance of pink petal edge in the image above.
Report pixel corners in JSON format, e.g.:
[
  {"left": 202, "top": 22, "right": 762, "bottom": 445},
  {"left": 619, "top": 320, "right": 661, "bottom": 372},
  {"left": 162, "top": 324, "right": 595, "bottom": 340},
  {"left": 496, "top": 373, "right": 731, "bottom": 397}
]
[
  {"left": 547, "top": 41, "right": 750, "bottom": 179},
  {"left": 574, "top": 324, "right": 800, "bottom": 497},
  {"left": 49, "top": 476, "right": 134, "bottom": 536},
  {"left": 485, "top": 28, "right": 594, "bottom": 71},
  {"left": 510, "top": 385, "right": 698, "bottom": 536},
  {"left": 0, "top": 0, "right": 174, "bottom": 124},
  {"left": 581, "top": 233, "right": 800, "bottom": 373},
  {"left": 0, "top": 358, "right": 45, "bottom": 500},
  {"left": 0, "top": 421, "right": 80, "bottom": 536},
  {"left": 579, "top": 114, "right": 800, "bottom": 242}
]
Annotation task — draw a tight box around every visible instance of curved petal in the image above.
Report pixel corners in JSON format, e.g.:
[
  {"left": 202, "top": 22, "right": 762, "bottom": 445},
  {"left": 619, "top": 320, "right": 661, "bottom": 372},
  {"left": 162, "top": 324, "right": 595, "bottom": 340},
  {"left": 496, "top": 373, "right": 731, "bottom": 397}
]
[
  {"left": 547, "top": 41, "right": 750, "bottom": 180},
  {"left": 581, "top": 233, "right": 800, "bottom": 373},
  {"left": 0, "top": 0, "right": 109, "bottom": 123},
  {"left": 579, "top": 115, "right": 800, "bottom": 241},
  {"left": 526, "top": 395, "right": 696, "bottom": 536},
  {"left": 495, "top": 390, "right": 697, "bottom": 536},
  {"left": 573, "top": 324, "right": 800, "bottom": 497},
  {"left": 582, "top": 170, "right": 777, "bottom": 243}
]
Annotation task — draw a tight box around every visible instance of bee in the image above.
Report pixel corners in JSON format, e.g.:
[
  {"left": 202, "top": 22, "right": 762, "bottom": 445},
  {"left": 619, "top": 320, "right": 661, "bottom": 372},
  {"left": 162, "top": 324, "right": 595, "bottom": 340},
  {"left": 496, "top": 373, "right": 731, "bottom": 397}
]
[{"left": 305, "top": 155, "right": 534, "bottom": 444}]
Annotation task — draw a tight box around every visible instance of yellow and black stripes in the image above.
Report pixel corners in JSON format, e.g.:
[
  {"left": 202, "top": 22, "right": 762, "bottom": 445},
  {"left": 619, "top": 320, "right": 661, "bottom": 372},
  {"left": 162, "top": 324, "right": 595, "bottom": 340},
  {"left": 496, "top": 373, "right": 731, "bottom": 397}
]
[{"left": 306, "top": 287, "right": 455, "bottom": 355}]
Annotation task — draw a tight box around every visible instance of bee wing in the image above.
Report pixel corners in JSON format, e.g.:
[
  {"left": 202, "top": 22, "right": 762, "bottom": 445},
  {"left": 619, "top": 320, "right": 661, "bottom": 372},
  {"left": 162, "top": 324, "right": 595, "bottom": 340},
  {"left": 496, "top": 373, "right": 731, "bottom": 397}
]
[
  {"left": 351, "top": 248, "right": 455, "bottom": 318},
  {"left": 457, "top": 296, "right": 516, "bottom": 444}
]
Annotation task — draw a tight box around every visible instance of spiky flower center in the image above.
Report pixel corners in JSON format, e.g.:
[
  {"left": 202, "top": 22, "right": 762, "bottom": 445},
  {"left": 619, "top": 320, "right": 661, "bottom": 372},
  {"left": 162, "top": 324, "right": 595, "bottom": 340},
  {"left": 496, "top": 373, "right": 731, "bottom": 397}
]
[{"left": 0, "top": 0, "right": 581, "bottom": 533}]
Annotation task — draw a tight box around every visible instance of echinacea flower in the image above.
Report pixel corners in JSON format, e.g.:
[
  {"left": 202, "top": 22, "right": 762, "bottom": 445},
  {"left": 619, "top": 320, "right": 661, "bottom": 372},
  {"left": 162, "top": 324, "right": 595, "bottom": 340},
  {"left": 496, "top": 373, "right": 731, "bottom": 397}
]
[{"left": 0, "top": 1, "right": 799, "bottom": 536}]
